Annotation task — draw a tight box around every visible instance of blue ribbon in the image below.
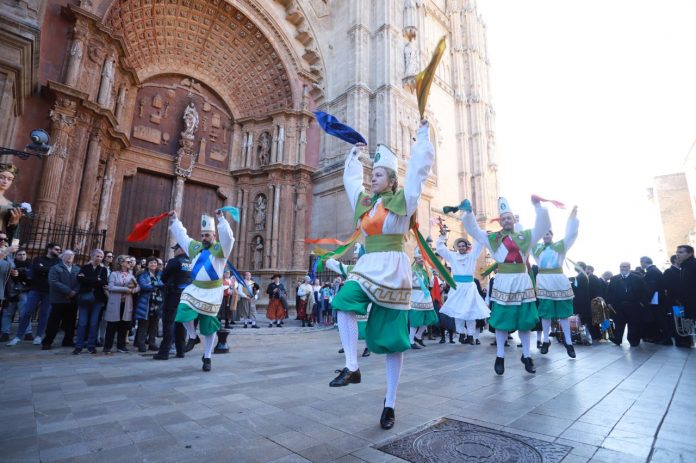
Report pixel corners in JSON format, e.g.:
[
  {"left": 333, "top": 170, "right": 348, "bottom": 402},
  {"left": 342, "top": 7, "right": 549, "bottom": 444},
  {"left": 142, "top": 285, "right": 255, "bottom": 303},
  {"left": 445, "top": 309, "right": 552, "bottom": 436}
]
[
  {"left": 191, "top": 249, "right": 220, "bottom": 281},
  {"left": 226, "top": 261, "right": 253, "bottom": 297},
  {"left": 414, "top": 267, "right": 432, "bottom": 301},
  {"left": 217, "top": 206, "right": 240, "bottom": 222},
  {"left": 314, "top": 111, "right": 367, "bottom": 145},
  {"left": 453, "top": 274, "right": 474, "bottom": 283}
]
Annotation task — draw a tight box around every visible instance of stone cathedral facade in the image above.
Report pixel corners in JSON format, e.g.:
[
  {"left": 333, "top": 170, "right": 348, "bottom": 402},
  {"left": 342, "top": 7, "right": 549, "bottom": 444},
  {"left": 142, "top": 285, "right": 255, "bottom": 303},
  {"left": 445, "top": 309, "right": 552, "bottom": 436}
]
[{"left": 1, "top": 0, "right": 498, "bottom": 286}]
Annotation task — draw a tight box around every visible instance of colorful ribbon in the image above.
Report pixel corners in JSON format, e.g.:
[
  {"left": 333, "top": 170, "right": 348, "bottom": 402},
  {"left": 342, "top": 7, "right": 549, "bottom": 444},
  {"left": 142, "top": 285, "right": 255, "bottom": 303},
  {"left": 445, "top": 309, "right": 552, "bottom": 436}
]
[
  {"left": 218, "top": 206, "right": 240, "bottom": 222},
  {"left": 416, "top": 36, "right": 447, "bottom": 119},
  {"left": 531, "top": 194, "right": 566, "bottom": 209}
]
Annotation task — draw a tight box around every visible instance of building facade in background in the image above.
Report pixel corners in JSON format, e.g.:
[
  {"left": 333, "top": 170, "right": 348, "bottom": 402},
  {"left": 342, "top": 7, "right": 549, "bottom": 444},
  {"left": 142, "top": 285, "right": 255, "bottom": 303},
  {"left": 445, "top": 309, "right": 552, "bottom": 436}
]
[{"left": 1, "top": 0, "right": 498, "bottom": 291}]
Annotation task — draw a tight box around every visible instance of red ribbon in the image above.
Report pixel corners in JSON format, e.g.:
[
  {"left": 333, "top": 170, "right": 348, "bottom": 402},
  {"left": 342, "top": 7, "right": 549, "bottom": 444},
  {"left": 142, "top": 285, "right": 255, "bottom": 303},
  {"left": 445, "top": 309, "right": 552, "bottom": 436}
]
[
  {"left": 127, "top": 212, "right": 169, "bottom": 242},
  {"left": 531, "top": 194, "right": 566, "bottom": 209}
]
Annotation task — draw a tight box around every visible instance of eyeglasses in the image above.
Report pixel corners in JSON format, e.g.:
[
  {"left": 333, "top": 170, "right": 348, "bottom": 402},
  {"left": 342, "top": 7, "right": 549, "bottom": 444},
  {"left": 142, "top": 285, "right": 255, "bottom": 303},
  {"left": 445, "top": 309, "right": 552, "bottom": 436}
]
[
  {"left": 0, "top": 238, "right": 7, "bottom": 242},
  {"left": 105, "top": 255, "right": 113, "bottom": 258}
]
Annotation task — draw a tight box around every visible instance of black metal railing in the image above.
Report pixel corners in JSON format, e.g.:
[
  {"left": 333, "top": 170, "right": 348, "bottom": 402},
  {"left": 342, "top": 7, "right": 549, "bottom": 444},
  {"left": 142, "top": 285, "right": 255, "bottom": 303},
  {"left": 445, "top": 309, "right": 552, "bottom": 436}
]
[{"left": 15, "top": 216, "right": 106, "bottom": 265}]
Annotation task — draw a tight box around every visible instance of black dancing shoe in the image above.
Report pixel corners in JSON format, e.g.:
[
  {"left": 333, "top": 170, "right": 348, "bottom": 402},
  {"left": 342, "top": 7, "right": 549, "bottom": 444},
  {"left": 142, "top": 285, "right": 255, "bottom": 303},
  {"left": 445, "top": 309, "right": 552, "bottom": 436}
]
[
  {"left": 202, "top": 356, "right": 211, "bottom": 372},
  {"left": 459, "top": 334, "right": 466, "bottom": 344},
  {"left": 494, "top": 357, "right": 505, "bottom": 375},
  {"left": 185, "top": 338, "right": 198, "bottom": 352},
  {"left": 521, "top": 356, "right": 536, "bottom": 374},
  {"left": 72, "top": 348, "right": 81, "bottom": 355},
  {"left": 410, "top": 343, "right": 422, "bottom": 350},
  {"left": 153, "top": 353, "right": 169, "bottom": 360},
  {"left": 475, "top": 339, "right": 481, "bottom": 345},
  {"left": 565, "top": 343, "right": 576, "bottom": 359},
  {"left": 329, "top": 367, "right": 361, "bottom": 387},
  {"left": 537, "top": 341, "right": 543, "bottom": 349},
  {"left": 338, "top": 348, "right": 344, "bottom": 353},
  {"left": 466, "top": 335, "right": 474, "bottom": 345},
  {"left": 362, "top": 347, "right": 370, "bottom": 357},
  {"left": 380, "top": 406, "right": 396, "bottom": 430},
  {"left": 439, "top": 337, "right": 446, "bottom": 344},
  {"left": 540, "top": 341, "right": 551, "bottom": 354},
  {"left": 415, "top": 337, "right": 426, "bottom": 347}
]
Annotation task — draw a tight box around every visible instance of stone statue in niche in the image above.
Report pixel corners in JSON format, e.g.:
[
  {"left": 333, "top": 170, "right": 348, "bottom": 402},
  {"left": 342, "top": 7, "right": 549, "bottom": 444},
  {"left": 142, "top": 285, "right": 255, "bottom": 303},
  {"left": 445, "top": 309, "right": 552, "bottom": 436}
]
[
  {"left": 254, "top": 194, "right": 267, "bottom": 231},
  {"left": 115, "top": 85, "right": 127, "bottom": 121},
  {"left": 97, "top": 54, "right": 115, "bottom": 107},
  {"left": 404, "top": 40, "right": 419, "bottom": 77},
  {"left": 251, "top": 236, "right": 264, "bottom": 270},
  {"left": 258, "top": 132, "right": 271, "bottom": 166},
  {"left": 182, "top": 102, "right": 199, "bottom": 140}
]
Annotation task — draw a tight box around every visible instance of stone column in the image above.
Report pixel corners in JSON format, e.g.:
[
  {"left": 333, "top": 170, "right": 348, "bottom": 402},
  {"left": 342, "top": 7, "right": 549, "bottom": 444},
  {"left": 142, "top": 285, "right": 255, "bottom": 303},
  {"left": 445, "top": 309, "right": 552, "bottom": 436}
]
[
  {"left": 238, "top": 188, "right": 249, "bottom": 267},
  {"left": 292, "top": 183, "right": 308, "bottom": 269},
  {"left": 74, "top": 130, "right": 102, "bottom": 229},
  {"left": 35, "top": 100, "right": 77, "bottom": 221},
  {"left": 264, "top": 185, "right": 275, "bottom": 268},
  {"left": 96, "top": 148, "right": 119, "bottom": 231},
  {"left": 229, "top": 122, "right": 241, "bottom": 171},
  {"left": 97, "top": 54, "right": 115, "bottom": 108},
  {"left": 271, "top": 183, "right": 281, "bottom": 268}
]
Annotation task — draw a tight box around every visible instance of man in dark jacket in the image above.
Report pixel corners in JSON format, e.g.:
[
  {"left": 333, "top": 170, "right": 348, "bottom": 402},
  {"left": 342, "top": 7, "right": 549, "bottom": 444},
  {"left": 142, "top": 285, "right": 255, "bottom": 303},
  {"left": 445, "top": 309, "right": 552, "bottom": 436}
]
[
  {"left": 7, "top": 242, "right": 61, "bottom": 346},
  {"left": 606, "top": 262, "right": 648, "bottom": 347},
  {"left": 1, "top": 248, "right": 32, "bottom": 341},
  {"left": 662, "top": 255, "right": 680, "bottom": 346},
  {"left": 675, "top": 245, "right": 696, "bottom": 347},
  {"left": 639, "top": 256, "right": 665, "bottom": 343},
  {"left": 42, "top": 250, "right": 80, "bottom": 350},
  {"left": 154, "top": 244, "right": 192, "bottom": 360}
]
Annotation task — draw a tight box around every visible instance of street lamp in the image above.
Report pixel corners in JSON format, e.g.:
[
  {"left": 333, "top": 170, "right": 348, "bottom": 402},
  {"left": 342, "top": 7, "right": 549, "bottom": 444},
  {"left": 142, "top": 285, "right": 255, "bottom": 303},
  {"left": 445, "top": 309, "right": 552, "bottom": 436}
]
[{"left": 0, "top": 129, "right": 52, "bottom": 159}]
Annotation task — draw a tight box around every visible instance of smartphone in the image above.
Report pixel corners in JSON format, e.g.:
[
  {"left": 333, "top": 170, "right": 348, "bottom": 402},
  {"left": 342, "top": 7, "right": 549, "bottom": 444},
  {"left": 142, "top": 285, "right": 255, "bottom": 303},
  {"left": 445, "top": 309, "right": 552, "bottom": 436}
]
[{"left": 11, "top": 238, "right": 19, "bottom": 247}]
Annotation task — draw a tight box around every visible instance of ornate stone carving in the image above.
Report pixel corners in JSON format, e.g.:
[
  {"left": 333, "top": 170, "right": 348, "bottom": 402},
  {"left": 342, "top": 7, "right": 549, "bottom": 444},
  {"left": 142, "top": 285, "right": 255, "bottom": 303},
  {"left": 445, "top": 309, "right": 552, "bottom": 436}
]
[
  {"left": 404, "top": 41, "right": 419, "bottom": 78},
  {"left": 251, "top": 235, "right": 264, "bottom": 270},
  {"left": 404, "top": 0, "right": 418, "bottom": 40},
  {"left": 258, "top": 131, "right": 271, "bottom": 166},
  {"left": 253, "top": 194, "right": 267, "bottom": 231},
  {"left": 65, "top": 36, "right": 84, "bottom": 87},
  {"left": 97, "top": 54, "right": 115, "bottom": 107},
  {"left": 115, "top": 85, "right": 127, "bottom": 121},
  {"left": 175, "top": 102, "right": 199, "bottom": 177}
]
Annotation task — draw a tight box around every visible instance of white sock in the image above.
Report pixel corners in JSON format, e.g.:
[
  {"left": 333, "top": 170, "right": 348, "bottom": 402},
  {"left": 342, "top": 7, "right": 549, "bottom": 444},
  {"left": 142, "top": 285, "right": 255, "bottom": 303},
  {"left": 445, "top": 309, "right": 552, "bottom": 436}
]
[
  {"left": 183, "top": 321, "right": 196, "bottom": 340},
  {"left": 466, "top": 320, "right": 475, "bottom": 336},
  {"left": 519, "top": 330, "right": 531, "bottom": 358},
  {"left": 203, "top": 334, "right": 216, "bottom": 359},
  {"left": 559, "top": 318, "right": 572, "bottom": 345},
  {"left": 385, "top": 352, "right": 403, "bottom": 408},
  {"left": 409, "top": 327, "right": 417, "bottom": 344},
  {"left": 542, "top": 319, "right": 552, "bottom": 342},
  {"left": 495, "top": 330, "right": 508, "bottom": 357},
  {"left": 415, "top": 326, "right": 427, "bottom": 339},
  {"left": 536, "top": 330, "right": 542, "bottom": 342},
  {"left": 337, "top": 311, "right": 359, "bottom": 371}
]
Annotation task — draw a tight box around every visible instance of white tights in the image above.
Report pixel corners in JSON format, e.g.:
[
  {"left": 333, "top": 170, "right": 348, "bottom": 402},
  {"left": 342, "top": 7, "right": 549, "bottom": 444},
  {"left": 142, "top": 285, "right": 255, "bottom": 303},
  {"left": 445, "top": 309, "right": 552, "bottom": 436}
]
[
  {"left": 203, "top": 334, "right": 216, "bottom": 359},
  {"left": 337, "top": 311, "right": 359, "bottom": 371},
  {"left": 385, "top": 352, "right": 403, "bottom": 408},
  {"left": 519, "top": 330, "right": 531, "bottom": 358},
  {"left": 495, "top": 330, "right": 508, "bottom": 357},
  {"left": 183, "top": 321, "right": 197, "bottom": 340},
  {"left": 542, "top": 318, "right": 572, "bottom": 344},
  {"left": 409, "top": 326, "right": 427, "bottom": 343}
]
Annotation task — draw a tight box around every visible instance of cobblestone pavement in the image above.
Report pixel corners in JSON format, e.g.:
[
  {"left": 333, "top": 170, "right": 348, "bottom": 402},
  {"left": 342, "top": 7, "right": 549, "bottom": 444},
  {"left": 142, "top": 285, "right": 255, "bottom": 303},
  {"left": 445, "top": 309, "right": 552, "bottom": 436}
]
[{"left": 1, "top": 322, "right": 693, "bottom": 463}]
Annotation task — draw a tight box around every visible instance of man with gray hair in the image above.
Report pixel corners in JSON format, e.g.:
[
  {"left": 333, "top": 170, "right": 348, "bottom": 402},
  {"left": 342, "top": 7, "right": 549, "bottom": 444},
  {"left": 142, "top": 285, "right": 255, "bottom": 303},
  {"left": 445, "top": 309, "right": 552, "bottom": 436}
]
[
  {"left": 606, "top": 262, "right": 648, "bottom": 347},
  {"left": 42, "top": 250, "right": 80, "bottom": 350}
]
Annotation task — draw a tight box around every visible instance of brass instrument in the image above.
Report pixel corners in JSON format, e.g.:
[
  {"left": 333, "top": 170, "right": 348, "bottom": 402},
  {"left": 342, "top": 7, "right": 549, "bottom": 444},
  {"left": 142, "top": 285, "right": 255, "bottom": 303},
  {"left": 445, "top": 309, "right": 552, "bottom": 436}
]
[{"left": 672, "top": 305, "right": 696, "bottom": 338}]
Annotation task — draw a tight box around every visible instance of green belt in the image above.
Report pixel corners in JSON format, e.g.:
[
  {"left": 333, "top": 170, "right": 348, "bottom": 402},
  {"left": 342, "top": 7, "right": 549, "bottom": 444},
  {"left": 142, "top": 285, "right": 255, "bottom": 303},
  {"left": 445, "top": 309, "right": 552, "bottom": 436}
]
[
  {"left": 538, "top": 268, "right": 563, "bottom": 274},
  {"left": 454, "top": 275, "right": 474, "bottom": 283},
  {"left": 192, "top": 279, "right": 222, "bottom": 289},
  {"left": 364, "top": 234, "right": 404, "bottom": 253},
  {"left": 497, "top": 263, "right": 527, "bottom": 274}
]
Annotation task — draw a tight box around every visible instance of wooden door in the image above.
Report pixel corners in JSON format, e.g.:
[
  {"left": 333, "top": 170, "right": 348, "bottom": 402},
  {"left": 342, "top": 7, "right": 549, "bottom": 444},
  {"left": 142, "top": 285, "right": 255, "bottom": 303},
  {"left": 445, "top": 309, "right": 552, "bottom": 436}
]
[
  {"left": 181, "top": 181, "right": 224, "bottom": 238},
  {"left": 114, "top": 171, "right": 173, "bottom": 257}
]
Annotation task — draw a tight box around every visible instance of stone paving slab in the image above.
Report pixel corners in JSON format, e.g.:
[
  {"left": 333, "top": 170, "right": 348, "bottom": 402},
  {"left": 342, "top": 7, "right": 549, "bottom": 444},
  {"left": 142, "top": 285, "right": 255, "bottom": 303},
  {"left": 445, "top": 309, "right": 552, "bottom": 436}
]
[{"left": 0, "top": 323, "right": 693, "bottom": 462}]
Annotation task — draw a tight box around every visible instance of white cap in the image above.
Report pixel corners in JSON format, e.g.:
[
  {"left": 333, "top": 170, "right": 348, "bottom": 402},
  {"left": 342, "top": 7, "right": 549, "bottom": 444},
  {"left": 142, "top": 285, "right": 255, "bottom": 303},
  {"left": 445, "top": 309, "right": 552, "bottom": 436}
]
[
  {"left": 201, "top": 214, "right": 216, "bottom": 233},
  {"left": 498, "top": 197, "right": 513, "bottom": 216},
  {"left": 373, "top": 144, "right": 398, "bottom": 172}
]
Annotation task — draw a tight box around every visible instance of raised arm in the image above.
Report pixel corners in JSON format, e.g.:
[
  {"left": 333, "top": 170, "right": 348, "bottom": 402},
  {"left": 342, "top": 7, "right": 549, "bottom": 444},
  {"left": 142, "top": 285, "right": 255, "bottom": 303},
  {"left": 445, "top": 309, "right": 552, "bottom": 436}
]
[
  {"left": 462, "top": 211, "right": 490, "bottom": 248},
  {"left": 563, "top": 206, "right": 579, "bottom": 252},
  {"left": 404, "top": 122, "right": 435, "bottom": 216},
  {"left": 216, "top": 213, "right": 235, "bottom": 257},
  {"left": 343, "top": 146, "right": 365, "bottom": 213},
  {"left": 435, "top": 235, "right": 457, "bottom": 264},
  {"left": 530, "top": 201, "right": 551, "bottom": 245},
  {"left": 169, "top": 215, "right": 193, "bottom": 254}
]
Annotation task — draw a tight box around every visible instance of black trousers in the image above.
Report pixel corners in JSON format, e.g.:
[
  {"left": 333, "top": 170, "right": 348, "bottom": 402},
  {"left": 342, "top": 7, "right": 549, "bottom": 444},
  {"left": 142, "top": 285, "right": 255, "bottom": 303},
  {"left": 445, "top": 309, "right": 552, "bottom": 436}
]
[
  {"left": 158, "top": 317, "right": 186, "bottom": 357},
  {"left": 42, "top": 302, "right": 77, "bottom": 347},
  {"left": 104, "top": 302, "right": 129, "bottom": 351},
  {"left": 613, "top": 302, "right": 643, "bottom": 346},
  {"left": 135, "top": 311, "right": 159, "bottom": 349}
]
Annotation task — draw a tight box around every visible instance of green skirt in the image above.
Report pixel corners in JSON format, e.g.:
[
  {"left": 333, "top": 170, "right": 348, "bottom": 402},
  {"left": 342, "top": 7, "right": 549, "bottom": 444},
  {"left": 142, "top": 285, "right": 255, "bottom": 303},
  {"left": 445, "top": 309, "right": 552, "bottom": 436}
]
[
  {"left": 489, "top": 301, "right": 539, "bottom": 332},
  {"left": 333, "top": 281, "right": 410, "bottom": 354},
  {"left": 408, "top": 309, "right": 439, "bottom": 327},
  {"left": 175, "top": 304, "right": 221, "bottom": 336},
  {"left": 537, "top": 298, "right": 574, "bottom": 319}
]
